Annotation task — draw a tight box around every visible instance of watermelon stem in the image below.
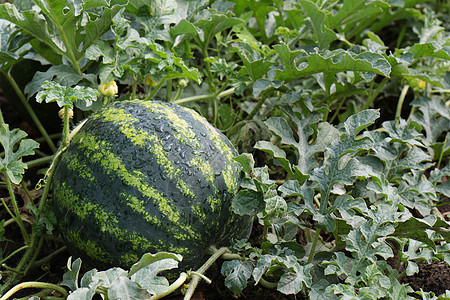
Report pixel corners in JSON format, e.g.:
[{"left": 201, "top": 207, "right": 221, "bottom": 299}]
[
  {"left": 188, "top": 271, "right": 212, "bottom": 284},
  {"left": 150, "top": 272, "right": 188, "bottom": 300},
  {"left": 183, "top": 246, "right": 231, "bottom": 300},
  {"left": 0, "top": 280, "right": 69, "bottom": 300},
  {"left": 173, "top": 87, "right": 235, "bottom": 105},
  {"left": 2, "top": 174, "right": 30, "bottom": 243}
]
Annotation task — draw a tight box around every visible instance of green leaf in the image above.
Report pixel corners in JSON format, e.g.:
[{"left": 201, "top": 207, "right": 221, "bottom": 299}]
[
  {"left": 262, "top": 110, "right": 335, "bottom": 182},
  {"left": 35, "top": 81, "right": 99, "bottom": 108},
  {"left": 339, "top": 108, "right": 380, "bottom": 137},
  {"left": 274, "top": 44, "right": 391, "bottom": 85},
  {"left": 327, "top": 0, "right": 389, "bottom": 35},
  {"left": 0, "top": 0, "right": 126, "bottom": 66},
  {"left": 278, "top": 180, "right": 303, "bottom": 198},
  {"left": 309, "top": 280, "right": 338, "bottom": 300},
  {"left": 233, "top": 42, "right": 272, "bottom": 81},
  {"left": 346, "top": 204, "right": 397, "bottom": 264},
  {"left": 66, "top": 285, "right": 99, "bottom": 300},
  {"left": 252, "top": 79, "right": 288, "bottom": 98},
  {"left": 24, "top": 65, "right": 94, "bottom": 98},
  {"left": 128, "top": 252, "right": 182, "bottom": 277},
  {"left": 107, "top": 276, "right": 152, "bottom": 300},
  {"left": 389, "top": 146, "right": 432, "bottom": 177},
  {"left": 0, "top": 124, "right": 39, "bottom": 184},
  {"left": 0, "top": 20, "right": 22, "bottom": 71},
  {"left": 382, "top": 118, "right": 424, "bottom": 147},
  {"left": 399, "top": 238, "right": 434, "bottom": 276},
  {"left": 232, "top": 189, "right": 265, "bottom": 216},
  {"left": 133, "top": 0, "right": 179, "bottom": 41},
  {"left": 85, "top": 40, "right": 115, "bottom": 64},
  {"left": 221, "top": 260, "right": 253, "bottom": 294},
  {"left": 129, "top": 253, "right": 182, "bottom": 295},
  {"left": 254, "top": 141, "right": 293, "bottom": 177},
  {"left": 234, "top": 153, "right": 254, "bottom": 174},
  {"left": 409, "top": 43, "right": 450, "bottom": 60},
  {"left": 91, "top": 267, "right": 128, "bottom": 288},
  {"left": 278, "top": 262, "right": 312, "bottom": 294},
  {"left": 172, "top": 10, "right": 243, "bottom": 48},
  {"left": 263, "top": 195, "right": 288, "bottom": 224},
  {"left": 410, "top": 97, "right": 450, "bottom": 148},
  {"left": 298, "top": 0, "right": 336, "bottom": 49}
]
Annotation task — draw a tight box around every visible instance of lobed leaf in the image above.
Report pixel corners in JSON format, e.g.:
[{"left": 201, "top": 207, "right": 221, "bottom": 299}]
[
  {"left": 221, "top": 260, "right": 253, "bottom": 294},
  {"left": 298, "top": 0, "right": 336, "bottom": 49},
  {"left": 273, "top": 44, "right": 391, "bottom": 86},
  {"left": 233, "top": 42, "right": 272, "bottom": 81},
  {"left": 35, "top": 81, "right": 99, "bottom": 108},
  {"left": 107, "top": 276, "right": 152, "bottom": 300},
  {"left": 0, "top": 124, "right": 39, "bottom": 184}
]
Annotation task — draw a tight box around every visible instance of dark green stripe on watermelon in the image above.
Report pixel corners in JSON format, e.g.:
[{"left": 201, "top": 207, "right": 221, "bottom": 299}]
[{"left": 52, "top": 100, "right": 252, "bottom": 271}]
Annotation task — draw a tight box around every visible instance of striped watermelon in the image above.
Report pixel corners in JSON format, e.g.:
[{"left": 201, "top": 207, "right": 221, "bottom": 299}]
[{"left": 52, "top": 100, "right": 252, "bottom": 271}]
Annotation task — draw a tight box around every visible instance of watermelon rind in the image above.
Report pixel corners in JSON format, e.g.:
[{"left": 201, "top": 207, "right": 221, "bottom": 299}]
[{"left": 52, "top": 100, "right": 252, "bottom": 271}]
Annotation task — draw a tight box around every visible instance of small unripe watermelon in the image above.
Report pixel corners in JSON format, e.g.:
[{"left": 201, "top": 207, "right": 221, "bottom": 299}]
[{"left": 52, "top": 100, "right": 252, "bottom": 271}]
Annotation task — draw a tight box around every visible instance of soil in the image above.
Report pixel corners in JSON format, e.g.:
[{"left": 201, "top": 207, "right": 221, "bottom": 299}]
[{"left": 1, "top": 93, "right": 449, "bottom": 299}]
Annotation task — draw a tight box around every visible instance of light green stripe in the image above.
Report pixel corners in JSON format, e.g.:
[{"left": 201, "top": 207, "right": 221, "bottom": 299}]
[
  {"left": 56, "top": 183, "right": 185, "bottom": 256},
  {"left": 120, "top": 193, "right": 162, "bottom": 226},
  {"left": 94, "top": 104, "right": 218, "bottom": 223},
  {"left": 93, "top": 106, "right": 195, "bottom": 200},
  {"left": 76, "top": 131, "right": 200, "bottom": 241},
  {"left": 181, "top": 107, "right": 239, "bottom": 192},
  {"left": 55, "top": 181, "right": 120, "bottom": 228},
  {"left": 140, "top": 103, "right": 222, "bottom": 196},
  {"left": 62, "top": 151, "right": 95, "bottom": 181},
  {"left": 141, "top": 102, "right": 200, "bottom": 147},
  {"left": 66, "top": 230, "right": 112, "bottom": 264}
]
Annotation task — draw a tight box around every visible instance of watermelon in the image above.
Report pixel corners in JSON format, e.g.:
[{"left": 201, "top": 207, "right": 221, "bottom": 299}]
[{"left": 52, "top": 100, "right": 252, "bottom": 271}]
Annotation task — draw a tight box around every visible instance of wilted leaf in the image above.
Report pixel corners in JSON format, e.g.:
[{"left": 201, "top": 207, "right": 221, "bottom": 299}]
[{"left": 61, "top": 257, "right": 82, "bottom": 291}]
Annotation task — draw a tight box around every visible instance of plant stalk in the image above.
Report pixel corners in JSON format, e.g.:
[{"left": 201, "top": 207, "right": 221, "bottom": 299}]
[
  {"left": 146, "top": 79, "right": 167, "bottom": 100},
  {"left": 174, "top": 87, "right": 236, "bottom": 105},
  {"left": 183, "top": 247, "right": 231, "bottom": 300},
  {"left": 2, "top": 70, "right": 57, "bottom": 152},
  {"left": 26, "top": 155, "right": 54, "bottom": 169},
  {"left": 3, "top": 173, "right": 30, "bottom": 243},
  {"left": 0, "top": 281, "right": 68, "bottom": 300},
  {"left": 245, "top": 96, "right": 267, "bottom": 121},
  {"left": 307, "top": 229, "right": 321, "bottom": 264},
  {"left": 395, "top": 85, "right": 409, "bottom": 119},
  {"left": 0, "top": 245, "right": 30, "bottom": 265},
  {"left": 361, "top": 77, "right": 389, "bottom": 110},
  {"left": 151, "top": 272, "right": 188, "bottom": 300}
]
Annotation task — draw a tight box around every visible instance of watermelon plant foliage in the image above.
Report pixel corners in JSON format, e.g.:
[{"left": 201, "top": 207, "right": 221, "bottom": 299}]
[{"left": 0, "top": 0, "right": 449, "bottom": 299}]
